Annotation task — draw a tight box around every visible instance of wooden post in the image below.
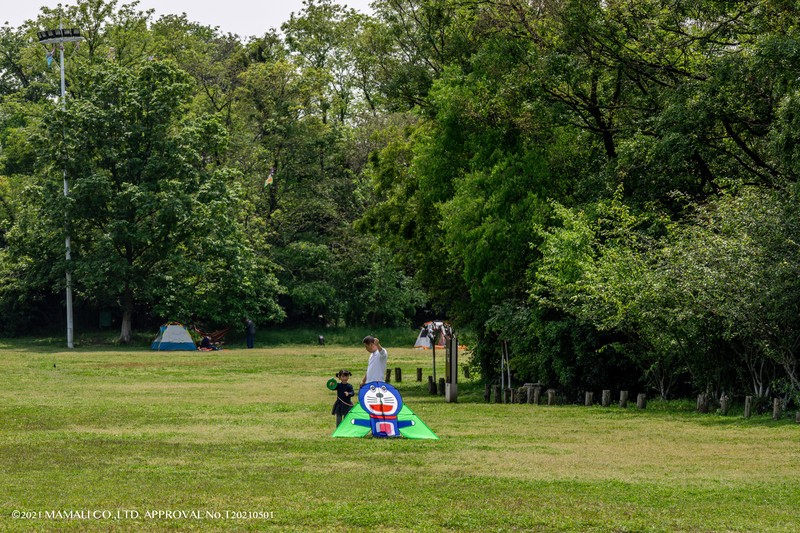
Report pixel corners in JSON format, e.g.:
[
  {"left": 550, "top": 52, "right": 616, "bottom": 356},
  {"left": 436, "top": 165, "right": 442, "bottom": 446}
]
[
  {"left": 504, "top": 388, "right": 512, "bottom": 404},
  {"left": 394, "top": 367, "right": 402, "bottom": 382},
  {"left": 484, "top": 383, "right": 491, "bottom": 403},
  {"left": 526, "top": 385, "right": 535, "bottom": 404},
  {"left": 601, "top": 390, "right": 611, "bottom": 407},
  {"left": 438, "top": 377, "right": 446, "bottom": 396},
  {"left": 533, "top": 386, "right": 541, "bottom": 405},
  {"left": 796, "top": 411, "right": 800, "bottom": 424},
  {"left": 431, "top": 343, "right": 437, "bottom": 387},
  {"left": 428, "top": 376, "right": 436, "bottom": 395},
  {"left": 744, "top": 396, "right": 752, "bottom": 419},
  {"left": 720, "top": 394, "right": 730, "bottom": 416},
  {"left": 619, "top": 391, "right": 628, "bottom": 408},
  {"left": 636, "top": 393, "right": 647, "bottom": 409},
  {"left": 417, "top": 368, "right": 423, "bottom": 382},
  {"left": 585, "top": 391, "right": 593, "bottom": 406},
  {"left": 772, "top": 398, "right": 782, "bottom": 420},
  {"left": 463, "top": 366, "right": 470, "bottom": 379},
  {"left": 493, "top": 384, "right": 501, "bottom": 404},
  {"left": 385, "top": 369, "right": 391, "bottom": 383},
  {"left": 547, "top": 389, "right": 556, "bottom": 405},
  {"left": 444, "top": 334, "right": 458, "bottom": 403}
]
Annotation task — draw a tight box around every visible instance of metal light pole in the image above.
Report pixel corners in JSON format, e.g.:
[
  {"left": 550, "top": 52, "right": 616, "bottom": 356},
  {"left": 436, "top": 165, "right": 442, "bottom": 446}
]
[{"left": 38, "top": 25, "right": 83, "bottom": 348}]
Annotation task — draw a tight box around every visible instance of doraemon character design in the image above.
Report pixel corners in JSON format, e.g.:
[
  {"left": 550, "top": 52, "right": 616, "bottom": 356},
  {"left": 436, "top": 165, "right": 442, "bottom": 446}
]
[{"left": 352, "top": 381, "right": 415, "bottom": 437}]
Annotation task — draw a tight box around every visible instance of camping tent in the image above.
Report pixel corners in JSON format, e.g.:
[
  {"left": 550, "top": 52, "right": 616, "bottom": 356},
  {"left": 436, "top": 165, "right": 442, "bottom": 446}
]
[
  {"left": 151, "top": 323, "right": 196, "bottom": 351},
  {"left": 414, "top": 321, "right": 450, "bottom": 349}
]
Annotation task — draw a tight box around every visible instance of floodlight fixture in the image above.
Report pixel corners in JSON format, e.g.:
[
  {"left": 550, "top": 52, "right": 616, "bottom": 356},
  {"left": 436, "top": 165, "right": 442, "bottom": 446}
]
[{"left": 37, "top": 27, "right": 83, "bottom": 44}]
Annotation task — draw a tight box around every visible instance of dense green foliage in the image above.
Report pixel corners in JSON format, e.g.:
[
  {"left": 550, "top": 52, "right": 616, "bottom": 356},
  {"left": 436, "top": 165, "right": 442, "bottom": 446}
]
[
  {"left": 3, "top": 0, "right": 800, "bottom": 403},
  {"left": 358, "top": 0, "right": 800, "bottom": 406}
]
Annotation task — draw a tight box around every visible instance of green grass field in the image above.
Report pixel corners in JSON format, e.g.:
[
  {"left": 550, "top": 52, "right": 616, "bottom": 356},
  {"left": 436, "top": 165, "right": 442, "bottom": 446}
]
[{"left": 1, "top": 339, "right": 799, "bottom": 532}]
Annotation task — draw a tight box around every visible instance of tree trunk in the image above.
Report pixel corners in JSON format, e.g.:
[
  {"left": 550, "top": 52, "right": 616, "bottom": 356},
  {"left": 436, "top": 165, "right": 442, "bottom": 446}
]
[
  {"left": 119, "top": 285, "right": 133, "bottom": 344},
  {"left": 120, "top": 311, "right": 132, "bottom": 343}
]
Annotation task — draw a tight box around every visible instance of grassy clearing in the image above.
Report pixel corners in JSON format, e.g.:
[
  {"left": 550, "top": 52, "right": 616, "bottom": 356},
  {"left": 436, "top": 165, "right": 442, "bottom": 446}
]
[{"left": 1, "top": 341, "right": 799, "bottom": 532}]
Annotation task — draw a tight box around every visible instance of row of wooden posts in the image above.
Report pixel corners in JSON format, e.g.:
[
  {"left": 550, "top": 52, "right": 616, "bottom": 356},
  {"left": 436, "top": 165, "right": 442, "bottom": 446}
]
[
  {"left": 484, "top": 385, "right": 649, "bottom": 408},
  {"left": 699, "top": 393, "right": 799, "bottom": 422},
  {"left": 486, "top": 386, "right": 798, "bottom": 421},
  {"left": 383, "top": 367, "right": 450, "bottom": 395},
  {"left": 385, "top": 367, "right": 799, "bottom": 421},
  {"left": 389, "top": 368, "right": 649, "bottom": 406}
]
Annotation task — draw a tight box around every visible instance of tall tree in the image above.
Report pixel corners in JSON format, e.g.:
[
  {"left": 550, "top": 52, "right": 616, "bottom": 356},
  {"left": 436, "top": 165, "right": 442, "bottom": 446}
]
[{"left": 37, "top": 60, "right": 281, "bottom": 341}]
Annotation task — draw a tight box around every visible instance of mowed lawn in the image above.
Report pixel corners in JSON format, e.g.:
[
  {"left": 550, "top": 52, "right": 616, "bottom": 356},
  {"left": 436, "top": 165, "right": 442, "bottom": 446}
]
[{"left": 1, "top": 341, "right": 799, "bottom": 532}]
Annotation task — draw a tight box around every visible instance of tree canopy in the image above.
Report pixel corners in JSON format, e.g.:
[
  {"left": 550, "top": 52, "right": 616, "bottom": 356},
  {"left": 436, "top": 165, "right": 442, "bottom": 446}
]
[{"left": 3, "top": 0, "right": 800, "bottom": 405}]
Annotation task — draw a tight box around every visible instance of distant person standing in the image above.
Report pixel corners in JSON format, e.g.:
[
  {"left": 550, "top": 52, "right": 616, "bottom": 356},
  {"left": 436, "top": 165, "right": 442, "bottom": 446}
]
[
  {"left": 245, "top": 318, "right": 255, "bottom": 349},
  {"left": 361, "top": 336, "right": 388, "bottom": 385}
]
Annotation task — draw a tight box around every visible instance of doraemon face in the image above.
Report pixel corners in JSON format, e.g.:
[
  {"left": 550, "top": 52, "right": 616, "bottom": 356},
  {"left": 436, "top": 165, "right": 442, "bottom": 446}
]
[{"left": 359, "top": 381, "right": 403, "bottom": 416}]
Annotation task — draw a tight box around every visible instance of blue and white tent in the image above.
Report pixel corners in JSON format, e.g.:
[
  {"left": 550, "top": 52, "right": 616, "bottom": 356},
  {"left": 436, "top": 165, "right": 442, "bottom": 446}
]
[{"left": 151, "top": 323, "right": 196, "bottom": 351}]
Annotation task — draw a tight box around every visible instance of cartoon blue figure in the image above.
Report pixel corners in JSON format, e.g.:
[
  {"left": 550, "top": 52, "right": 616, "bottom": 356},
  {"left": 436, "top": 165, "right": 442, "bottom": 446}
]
[{"left": 352, "top": 381, "right": 415, "bottom": 437}]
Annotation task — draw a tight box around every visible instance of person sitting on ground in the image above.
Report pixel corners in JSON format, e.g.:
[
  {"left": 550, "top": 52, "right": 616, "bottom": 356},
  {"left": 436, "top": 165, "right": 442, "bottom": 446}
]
[{"left": 199, "top": 335, "right": 219, "bottom": 351}]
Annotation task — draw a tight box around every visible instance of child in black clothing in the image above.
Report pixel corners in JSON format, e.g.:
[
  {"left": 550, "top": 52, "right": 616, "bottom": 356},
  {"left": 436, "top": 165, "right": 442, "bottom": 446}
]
[{"left": 332, "top": 369, "right": 355, "bottom": 426}]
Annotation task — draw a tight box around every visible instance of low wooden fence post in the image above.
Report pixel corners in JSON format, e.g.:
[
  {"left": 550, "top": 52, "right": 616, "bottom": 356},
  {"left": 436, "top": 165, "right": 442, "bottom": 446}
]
[
  {"left": 773, "top": 398, "right": 782, "bottom": 420},
  {"left": 636, "top": 393, "right": 647, "bottom": 409},
  {"left": 484, "top": 383, "right": 491, "bottom": 403},
  {"left": 428, "top": 376, "right": 436, "bottom": 395},
  {"left": 395, "top": 367, "right": 402, "bottom": 382},
  {"left": 619, "top": 391, "right": 628, "bottom": 408},
  {"left": 493, "top": 384, "right": 501, "bottom": 404},
  {"left": 504, "top": 388, "right": 512, "bottom": 404},
  {"left": 438, "top": 377, "right": 446, "bottom": 397},
  {"left": 720, "top": 394, "right": 730, "bottom": 416},
  {"left": 585, "top": 392, "right": 593, "bottom": 406},
  {"left": 547, "top": 389, "right": 556, "bottom": 405},
  {"left": 744, "top": 396, "right": 752, "bottom": 419},
  {"left": 416, "top": 368, "right": 423, "bottom": 382},
  {"left": 601, "top": 390, "right": 611, "bottom": 407},
  {"left": 385, "top": 369, "right": 392, "bottom": 383},
  {"left": 463, "top": 366, "right": 470, "bottom": 379},
  {"left": 533, "top": 386, "right": 541, "bottom": 405}
]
